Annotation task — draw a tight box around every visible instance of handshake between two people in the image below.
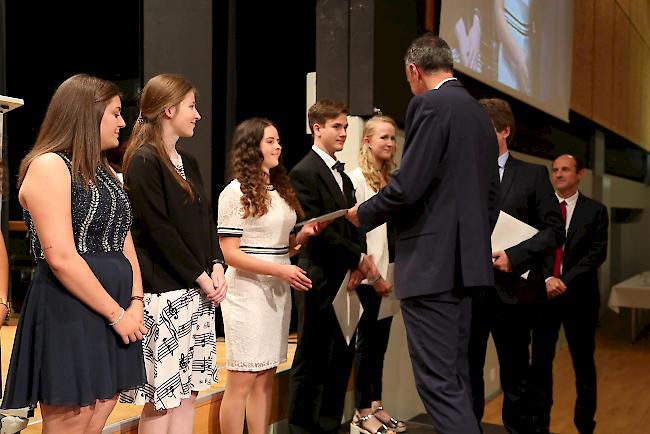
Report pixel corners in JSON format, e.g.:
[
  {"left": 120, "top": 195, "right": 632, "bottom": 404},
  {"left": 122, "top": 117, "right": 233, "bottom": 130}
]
[{"left": 344, "top": 205, "right": 392, "bottom": 297}]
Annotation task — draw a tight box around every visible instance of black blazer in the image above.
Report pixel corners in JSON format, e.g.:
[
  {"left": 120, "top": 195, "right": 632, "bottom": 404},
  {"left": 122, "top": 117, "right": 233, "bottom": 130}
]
[
  {"left": 358, "top": 80, "right": 500, "bottom": 298},
  {"left": 125, "top": 146, "right": 223, "bottom": 293},
  {"left": 290, "top": 150, "right": 364, "bottom": 295},
  {"left": 495, "top": 156, "right": 565, "bottom": 303},
  {"left": 544, "top": 193, "right": 608, "bottom": 303}
]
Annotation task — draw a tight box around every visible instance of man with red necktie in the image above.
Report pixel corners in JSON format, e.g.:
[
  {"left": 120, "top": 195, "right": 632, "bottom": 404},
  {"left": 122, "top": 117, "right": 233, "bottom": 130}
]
[{"left": 530, "top": 154, "right": 609, "bottom": 434}]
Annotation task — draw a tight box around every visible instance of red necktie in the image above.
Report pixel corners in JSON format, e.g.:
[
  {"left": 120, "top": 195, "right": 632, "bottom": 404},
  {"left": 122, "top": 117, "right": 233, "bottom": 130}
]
[{"left": 552, "top": 200, "right": 568, "bottom": 277}]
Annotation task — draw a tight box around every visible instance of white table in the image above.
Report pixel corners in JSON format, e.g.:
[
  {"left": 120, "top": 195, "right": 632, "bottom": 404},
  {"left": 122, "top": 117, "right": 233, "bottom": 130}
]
[{"left": 608, "top": 271, "right": 650, "bottom": 341}]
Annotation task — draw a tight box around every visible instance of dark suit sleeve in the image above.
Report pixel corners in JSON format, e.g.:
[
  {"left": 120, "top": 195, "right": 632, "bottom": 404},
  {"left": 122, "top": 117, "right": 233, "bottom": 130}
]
[
  {"left": 488, "top": 156, "right": 501, "bottom": 231},
  {"left": 291, "top": 166, "right": 362, "bottom": 270},
  {"left": 359, "top": 97, "right": 443, "bottom": 232},
  {"left": 126, "top": 152, "right": 206, "bottom": 283},
  {"left": 562, "top": 204, "right": 609, "bottom": 287},
  {"left": 506, "top": 165, "right": 565, "bottom": 273}
]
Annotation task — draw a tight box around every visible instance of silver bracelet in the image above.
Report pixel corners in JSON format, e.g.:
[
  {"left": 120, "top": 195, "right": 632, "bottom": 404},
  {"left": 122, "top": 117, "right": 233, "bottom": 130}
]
[{"left": 108, "top": 307, "right": 125, "bottom": 327}]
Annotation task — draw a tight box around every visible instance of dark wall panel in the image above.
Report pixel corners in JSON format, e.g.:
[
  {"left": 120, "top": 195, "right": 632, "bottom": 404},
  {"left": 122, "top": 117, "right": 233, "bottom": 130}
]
[
  {"left": 144, "top": 0, "right": 213, "bottom": 195},
  {"left": 4, "top": 1, "right": 141, "bottom": 220}
]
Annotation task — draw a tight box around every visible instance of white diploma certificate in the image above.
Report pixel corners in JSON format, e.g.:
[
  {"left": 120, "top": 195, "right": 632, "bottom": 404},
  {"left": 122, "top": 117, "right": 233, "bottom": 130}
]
[
  {"left": 332, "top": 271, "right": 364, "bottom": 345},
  {"left": 491, "top": 211, "right": 539, "bottom": 279},
  {"left": 377, "top": 263, "right": 400, "bottom": 320},
  {"left": 294, "top": 209, "right": 348, "bottom": 228}
]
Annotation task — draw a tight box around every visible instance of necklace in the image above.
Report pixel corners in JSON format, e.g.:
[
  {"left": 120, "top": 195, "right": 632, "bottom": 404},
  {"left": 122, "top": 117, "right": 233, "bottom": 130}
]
[{"left": 169, "top": 152, "right": 182, "bottom": 167}]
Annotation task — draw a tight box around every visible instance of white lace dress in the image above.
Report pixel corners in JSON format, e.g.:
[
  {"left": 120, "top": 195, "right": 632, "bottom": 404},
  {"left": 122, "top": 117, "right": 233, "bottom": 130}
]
[{"left": 217, "top": 180, "right": 297, "bottom": 371}]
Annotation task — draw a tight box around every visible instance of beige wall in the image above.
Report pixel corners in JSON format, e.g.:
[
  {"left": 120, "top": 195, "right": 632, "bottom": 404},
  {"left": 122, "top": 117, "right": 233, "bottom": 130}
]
[{"left": 571, "top": 0, "right": 650, "bottom": 151}]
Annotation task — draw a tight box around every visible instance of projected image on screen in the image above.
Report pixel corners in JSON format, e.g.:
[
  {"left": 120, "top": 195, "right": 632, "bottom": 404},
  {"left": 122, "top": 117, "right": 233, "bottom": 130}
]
[{"left": 440, "top": 0, "right": 573, "bottom": 121}]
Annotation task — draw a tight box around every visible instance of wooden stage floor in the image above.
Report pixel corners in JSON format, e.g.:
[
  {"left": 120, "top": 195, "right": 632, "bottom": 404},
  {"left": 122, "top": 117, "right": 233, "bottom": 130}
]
[
  {"left": 0, "top": 321, "right": 295, "bottom": 433},
  {"left": 2, "top": 307, "right": 650, "bottom": 433}
]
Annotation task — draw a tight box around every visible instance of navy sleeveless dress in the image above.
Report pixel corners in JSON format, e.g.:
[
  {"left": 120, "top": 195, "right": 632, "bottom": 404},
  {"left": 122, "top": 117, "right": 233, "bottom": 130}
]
[{"left": 1, "top": 153, "right": 145, "bottom": 408}]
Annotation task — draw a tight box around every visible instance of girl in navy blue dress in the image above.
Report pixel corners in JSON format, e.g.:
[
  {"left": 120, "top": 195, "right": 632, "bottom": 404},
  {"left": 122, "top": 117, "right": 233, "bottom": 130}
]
[{"left": 1, "top": 74, "right": 147, "bottom": 433}]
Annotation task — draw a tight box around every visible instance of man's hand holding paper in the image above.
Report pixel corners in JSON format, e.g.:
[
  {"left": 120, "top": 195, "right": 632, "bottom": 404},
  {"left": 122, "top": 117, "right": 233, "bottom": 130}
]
[
  {"left": 492, "top": 250, "right": 512, "bottom": 273},
  {"left": 491, "top": 211, "right": 539, "bottom": 278}
]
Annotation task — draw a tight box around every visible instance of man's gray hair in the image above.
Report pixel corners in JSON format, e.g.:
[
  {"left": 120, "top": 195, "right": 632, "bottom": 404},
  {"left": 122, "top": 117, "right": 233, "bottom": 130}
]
[{"left": 404, "top": 33, "right": 453, "bottom": 74}]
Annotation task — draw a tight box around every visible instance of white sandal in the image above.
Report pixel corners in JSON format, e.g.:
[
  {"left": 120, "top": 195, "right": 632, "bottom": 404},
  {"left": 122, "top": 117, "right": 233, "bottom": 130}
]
[
  {"left": 373, "top": 405, "right": 407, "bottom": 432},
  {"left": 350, "top": 412, "right": 395, "bottom": 434}
]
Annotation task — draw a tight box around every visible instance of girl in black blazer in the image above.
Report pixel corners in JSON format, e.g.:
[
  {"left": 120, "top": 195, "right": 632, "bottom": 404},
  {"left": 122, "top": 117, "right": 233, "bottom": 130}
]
[{"left": 120, "top": 74, "right": 227, "bottom": 434}]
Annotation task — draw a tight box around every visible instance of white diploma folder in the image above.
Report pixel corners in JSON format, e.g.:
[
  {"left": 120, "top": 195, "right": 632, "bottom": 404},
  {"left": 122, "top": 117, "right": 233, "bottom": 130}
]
[
  {"left": 332, "top": 271, "right": 364, "bottom": 345},
  {"left": 295, "top": 209, "right": 348, "bottom": 228},
  {"left": 491, "top": 211, "right": 539, "bottom": 279},
  {"left": 377, "top": 263, "right": 400, "bottom": 320}
]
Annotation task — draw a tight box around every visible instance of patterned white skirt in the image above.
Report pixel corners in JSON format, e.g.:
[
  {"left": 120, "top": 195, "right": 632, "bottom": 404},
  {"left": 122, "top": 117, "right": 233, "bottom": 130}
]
[{"left": 120, "top": 288, "right": 216, "bottom": 410}]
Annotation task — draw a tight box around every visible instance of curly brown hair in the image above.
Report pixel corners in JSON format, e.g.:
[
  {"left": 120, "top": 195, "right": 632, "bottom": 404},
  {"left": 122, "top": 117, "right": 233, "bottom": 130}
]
[{"left": 230, "top": 118, "right": 304, "bottom": 220}]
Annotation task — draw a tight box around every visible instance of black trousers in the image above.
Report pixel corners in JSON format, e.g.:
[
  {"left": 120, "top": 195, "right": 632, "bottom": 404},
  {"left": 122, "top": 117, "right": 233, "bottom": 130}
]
[
  {"left": 530, "top": 294, "right": 598, "bottom": 434},
  {"left": 401, "top": 288, "right": 480, "bottom": 434},
  {"left": 354, "top": 284, "right": 393, "bottom": 409},
  {"left": 288, "top": 288, "right": 356, "bottom": 434},
  {"left": 469, "top": 288, "right": 534, "bottom": 434}
]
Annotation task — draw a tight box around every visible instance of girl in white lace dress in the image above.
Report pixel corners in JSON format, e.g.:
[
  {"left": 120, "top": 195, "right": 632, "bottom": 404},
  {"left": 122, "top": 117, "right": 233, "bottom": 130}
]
[{"left": 217, "top": 118, "right": 321, "bottom": 434}]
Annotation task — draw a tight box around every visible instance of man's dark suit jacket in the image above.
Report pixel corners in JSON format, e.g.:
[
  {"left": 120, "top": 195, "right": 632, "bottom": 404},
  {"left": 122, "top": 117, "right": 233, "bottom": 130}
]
[
  {"left": 496, "top": 156, "right": 565, "bottom": 303},
  {"left": 358, "top": 80, "right": 500, "bottom": 298},
  {"left": 290, "top": 150, "right": 364, "bottom": 297},
  {"left": 544, "top": 193, "right": 608, "bottom": 302},
  {"left": 288, "top": 148, "right": 364, "bottom": 434}
]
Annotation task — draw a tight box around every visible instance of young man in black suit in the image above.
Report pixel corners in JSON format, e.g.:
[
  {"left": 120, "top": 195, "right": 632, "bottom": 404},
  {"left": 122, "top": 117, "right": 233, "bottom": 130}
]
[
  {"left": 529, "top": 155, "right": 609, "bottom": 434},
  {"left": 468, "top": 98, "right": 565, "bottom": 434},
  {"left": 348, "top": 33, "right": 500, "bottom": 434},
  {"left": 288, "top": 100, "right": 370, "bottom": 434}
]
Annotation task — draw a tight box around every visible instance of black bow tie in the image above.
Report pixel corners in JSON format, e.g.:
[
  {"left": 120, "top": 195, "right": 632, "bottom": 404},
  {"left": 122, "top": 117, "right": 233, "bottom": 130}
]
[{"left": 332, "top": 161, "right": 345, "bottom": 174}]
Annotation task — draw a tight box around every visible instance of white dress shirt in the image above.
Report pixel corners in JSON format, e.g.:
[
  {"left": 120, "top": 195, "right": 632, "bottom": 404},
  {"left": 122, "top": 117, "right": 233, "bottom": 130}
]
[
  {"left": 498, "top": 150, "right": 510, "bottom": 181},
  {"left": 547, "top": 190, "right": 579, "bottom": 278},
  {"left": 557, "top": 190, "right": 579, "bottom": 233},
  {"left": 312, "top": 145, "right": 343, "bottom": 192},
  {"left": 433, "top": 77, "right": 458, "bottom": 89}
]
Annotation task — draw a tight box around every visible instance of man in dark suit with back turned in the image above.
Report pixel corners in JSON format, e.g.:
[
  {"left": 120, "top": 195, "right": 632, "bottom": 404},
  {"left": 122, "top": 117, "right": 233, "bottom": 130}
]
[
  {"left": 468, "top": 98, "right": 565, "bottom": 434},
  {"left": 288, "top": 100, "right": 370, "bottom": 434},
  {"left": 348, "top": 33, "right": 500, "bottom": 434},
  {"left": 529, "top": 154, "right": 608, "bottom": 434}
]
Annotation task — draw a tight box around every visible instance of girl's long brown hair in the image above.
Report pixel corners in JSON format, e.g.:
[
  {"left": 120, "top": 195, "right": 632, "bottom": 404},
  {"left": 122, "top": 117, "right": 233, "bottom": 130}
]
[
  {"left": 18, "top": 74, "right": 121, "bottom": 188},
  {"left": 230, "top": 118, "right": 303, "bottom": 219},
  {"left": 359, "top": 115, "right": 398, "bottom": 192},
  {"left": 122, "top": 73, "right": 196, "bottom": 201}
]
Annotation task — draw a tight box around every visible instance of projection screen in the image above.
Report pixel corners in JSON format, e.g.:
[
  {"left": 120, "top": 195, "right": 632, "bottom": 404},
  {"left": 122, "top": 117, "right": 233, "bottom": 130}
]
[{"left": 440, "top": 0, "right": 574, "bottom": 122}]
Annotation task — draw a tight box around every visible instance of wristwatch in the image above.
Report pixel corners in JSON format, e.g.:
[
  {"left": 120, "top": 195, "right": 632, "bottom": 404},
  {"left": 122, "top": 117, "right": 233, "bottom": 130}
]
[
  {"left": 213, "top": 258, "right": 228, "bottom": 272},
  {"left": 367, "top": 274, "right": 381, "bottom": 285}
]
